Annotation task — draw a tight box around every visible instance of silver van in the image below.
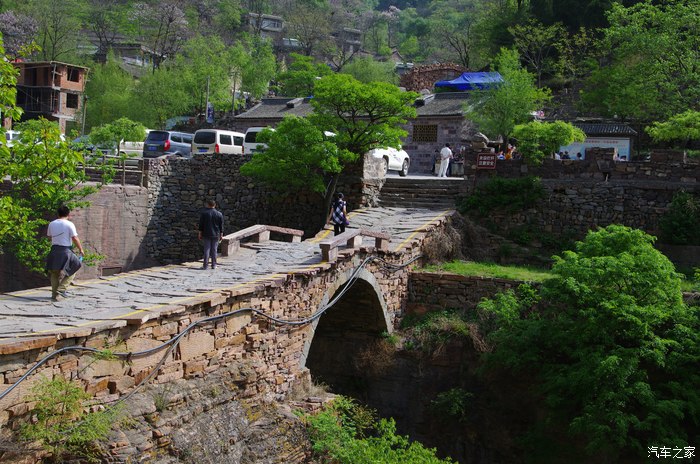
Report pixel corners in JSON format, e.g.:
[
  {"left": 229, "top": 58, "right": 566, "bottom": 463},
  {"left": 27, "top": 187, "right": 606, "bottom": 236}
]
[
  {"left": 192, "top": 129, "right": 244, "bottom": 155},
  {"left": 143, "top": 131, "right": 194, "bottom": 158}
]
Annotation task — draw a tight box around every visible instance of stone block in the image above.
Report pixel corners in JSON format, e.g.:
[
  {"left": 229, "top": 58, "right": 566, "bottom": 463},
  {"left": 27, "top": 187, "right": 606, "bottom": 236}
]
[
  {"left": 178, "top": 331, "right": 215, "bottom": 362},
  {"left": 126, "top": 338, "right": 168, "bottom": 374},
  {"left": 79, "top": 358, "right": 129, "bottom": 379},
  {"left": 226, "top": 313, "right": 252, "bottom": 334},
  {"left": 108, "top": 376, "right": 135, "bottom": 394},
  {"left": 184, "top": 360, "right": 207, "bottom": 375}
]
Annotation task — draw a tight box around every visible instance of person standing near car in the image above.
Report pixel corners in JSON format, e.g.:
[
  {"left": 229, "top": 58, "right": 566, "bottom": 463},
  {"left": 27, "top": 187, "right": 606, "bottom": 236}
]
[
  {"left": 198, "top": 199, "right": 224, "bottom": 269},
  {"left": 45, "top": 206, "right": 84, "bottom": 302},
  {"left": 438, "top": 143, "right": 453, "bottom": 177},
  {"left": 327, "top": 192, "right": 349, "bottom": 236}
]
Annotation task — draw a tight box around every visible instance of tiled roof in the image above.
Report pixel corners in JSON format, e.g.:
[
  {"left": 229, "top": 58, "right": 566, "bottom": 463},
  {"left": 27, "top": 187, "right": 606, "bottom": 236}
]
[
  {"left": 414, "top": 92, "right": 470, "bottom": 117},
  {"left": 233, "top": 97, "right": 314, "bottom": 120},
  {"left": 573, "top": 122, "right": 637, "bottom": 136},
  {"left": 235, "top": 92, "right": 472, "bottom": 121}
]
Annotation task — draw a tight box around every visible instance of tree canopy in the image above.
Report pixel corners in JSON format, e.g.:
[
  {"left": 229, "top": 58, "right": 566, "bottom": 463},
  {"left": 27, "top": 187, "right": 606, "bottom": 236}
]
[
  {"left": 467, "top": 48, "right": 550, "bottom": 145},
  {"left": 512, "top": 120, "right": 585, "bottom": 164},
  {"left": 479, "top": 225, "right": 700, "bottom": 460}
]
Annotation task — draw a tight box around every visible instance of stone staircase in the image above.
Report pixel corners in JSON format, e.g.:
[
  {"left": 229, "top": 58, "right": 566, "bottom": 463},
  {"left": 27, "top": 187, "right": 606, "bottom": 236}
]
[{"left": 379, "top": 176, "right": 467, "bottom": 209}]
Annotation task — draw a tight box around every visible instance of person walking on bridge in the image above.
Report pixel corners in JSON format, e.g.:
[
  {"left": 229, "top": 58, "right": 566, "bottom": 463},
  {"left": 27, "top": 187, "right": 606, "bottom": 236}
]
[
  {"left": 45, "top": 206, "right": 84, "bottom": 302},
  {"left": 198, "top": 199, "right": 224, "bottom": 269},
  {"left": 327, "top": 192, "right": 349, "bottom": 236}
]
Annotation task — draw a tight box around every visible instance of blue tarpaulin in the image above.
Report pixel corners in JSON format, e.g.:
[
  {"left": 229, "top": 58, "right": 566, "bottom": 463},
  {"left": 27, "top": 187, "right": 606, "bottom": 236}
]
[{"left": 434, "top": 72, "right": 503, "bottom": 91}]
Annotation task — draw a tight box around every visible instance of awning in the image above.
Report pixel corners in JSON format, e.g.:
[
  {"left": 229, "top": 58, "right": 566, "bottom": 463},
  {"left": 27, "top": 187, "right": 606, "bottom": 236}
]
[{"left": 435, "top": 72, "right": 503, "bottom": 91}]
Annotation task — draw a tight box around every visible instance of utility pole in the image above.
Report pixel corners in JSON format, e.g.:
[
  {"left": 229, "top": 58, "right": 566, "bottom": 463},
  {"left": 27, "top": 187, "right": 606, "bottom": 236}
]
[
  {"left": 81, "top": 95, "right": 88, "bottom": 136},
  {"left": 205, "top": 76, "right": 210, "bottom": 124}
]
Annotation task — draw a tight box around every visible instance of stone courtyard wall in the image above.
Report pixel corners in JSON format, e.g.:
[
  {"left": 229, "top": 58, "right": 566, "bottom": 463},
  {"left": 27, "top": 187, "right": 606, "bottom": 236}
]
[{"left": 463, "top": 148, "right": 699, "bottom": 241}]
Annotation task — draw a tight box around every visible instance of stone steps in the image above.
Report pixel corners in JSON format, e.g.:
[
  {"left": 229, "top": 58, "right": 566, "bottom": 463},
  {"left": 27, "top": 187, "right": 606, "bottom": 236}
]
[{"left": 379, "top": 177, "right": 466, "bottom": 209}]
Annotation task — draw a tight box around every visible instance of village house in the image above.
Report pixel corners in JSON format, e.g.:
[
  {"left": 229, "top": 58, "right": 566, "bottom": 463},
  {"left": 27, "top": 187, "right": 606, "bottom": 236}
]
[{"left": 13, "top": 61, "right": 89, "bottom": 134}]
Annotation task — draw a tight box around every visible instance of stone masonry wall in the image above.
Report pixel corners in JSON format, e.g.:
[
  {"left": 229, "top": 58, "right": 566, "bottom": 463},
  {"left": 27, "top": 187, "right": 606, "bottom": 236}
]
[
  {"left": 463, "top": 148, "right": 699, "bottom": 242},
  {"left": 408, "top": 272, "right": 522, "bottom": 315},
  {"left": 143, "top": 154, "right": 384, "bottom": 264}
]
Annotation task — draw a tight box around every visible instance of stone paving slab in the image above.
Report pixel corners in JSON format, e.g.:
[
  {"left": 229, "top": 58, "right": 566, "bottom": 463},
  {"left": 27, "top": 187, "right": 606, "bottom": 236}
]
[{"left": 0, "top": 207, "right": 452, "bottom": 340}]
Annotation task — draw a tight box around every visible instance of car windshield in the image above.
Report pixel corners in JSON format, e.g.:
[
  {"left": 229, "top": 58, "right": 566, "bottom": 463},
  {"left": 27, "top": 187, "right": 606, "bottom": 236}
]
[
  {"left": 244, "top": 132, "right": 258, "bottom": 143},
  {"left": 194, "top": 131, "right": 216, "bottom": 144},
  {"left": 147, "top": 131, "right": 169, "bottom": 142}
]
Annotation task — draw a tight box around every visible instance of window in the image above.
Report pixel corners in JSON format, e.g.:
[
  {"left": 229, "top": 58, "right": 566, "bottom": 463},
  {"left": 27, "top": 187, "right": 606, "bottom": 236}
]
[
  {"left": 220, "top": 134, "right": 232, "bottom": 145},
  {"left": 194, "top": 131, "right": 215, "bottom": 144},
  {"left": 234, "top": 136, "right": 243, "bottom": 146},
  {"left": 412, "top": 124, "right": 438, "bottom": 142},
  {"left": 66, "top": 93, "right": 79, "bottom": 109},
  {"left": 182, "top": 134, "right": 192, "bottom": 144},
  {"left": 170, "top": 134, "right": 182, "bottom": 143},
  {"left": 67, "top": 67, "right": 80, "bottom": 82}
]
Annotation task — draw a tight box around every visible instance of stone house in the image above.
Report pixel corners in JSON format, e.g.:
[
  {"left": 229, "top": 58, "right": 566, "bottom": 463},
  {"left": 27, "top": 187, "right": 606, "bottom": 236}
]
[{"left": 13, "top": 61, "right": 89, "bottom": 134}]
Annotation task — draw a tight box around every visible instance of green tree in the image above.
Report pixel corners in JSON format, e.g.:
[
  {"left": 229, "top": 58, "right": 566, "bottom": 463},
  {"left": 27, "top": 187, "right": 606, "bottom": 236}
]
[
  {"left": 479, "top": 225, "right": 700, "bottom": 460},
  {"left": 240, "top": 115, "right": 354, "bottom": 195},
  {"left": 581, "top": 0, "right": 700, "bottom": 121},
  {"left": 89, "top": 117, "right": 147, "bottom": 154},
  {"left": 133, "top": 66, "right": 189, "bottom": 129},
  {"left": 341, "top": 57, "right": 397, "bottom": 85},
  {"left": 509, "top": 19, "right": 565, "bottom": 88},
  {"left": 646, "top": 110, "right": 700, "bottom": 147},
  {"left": 308, "top": 73, "right": 417, "bottom": 209},
  {"left": 0, "top": 118, "right": 97, "bottom": 271},
  {"left": 512, "top": 120, "right": 585, "bottom": 164},
  {"left": 276, "top": 53, "right": 333, "bottom": 97},
  {"left": 240, "top": 35, "right": 276, "bottom": 99},
  {"left": 243, "top": 74, "right": 417, "bottom": 215},
  {"left": 427, "top": 0, "right": 479, "bottom": 68},
  {"left": 83, "top": 54, "right": 137, "bottom": 131},
  {"left": 467, "top": 48, "right": 550, "bottom": 146},
  {"left": 171, "top": 35, "right": 233, "bottom": 114}
]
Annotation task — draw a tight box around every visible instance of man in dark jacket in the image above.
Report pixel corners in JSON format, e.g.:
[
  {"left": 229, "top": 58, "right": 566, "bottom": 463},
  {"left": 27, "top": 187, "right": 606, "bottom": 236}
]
[{"left": 198, "top": 199, "right": 224, "bottom": 269}]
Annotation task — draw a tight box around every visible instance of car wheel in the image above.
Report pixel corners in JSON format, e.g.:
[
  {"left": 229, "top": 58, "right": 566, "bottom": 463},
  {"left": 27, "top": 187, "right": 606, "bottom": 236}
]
[
  {"left": 399, "top": 159, "right": 409, "bottom": 177},
  {"left": 382, "top": 157, "right": 389, "bottom": 175}
]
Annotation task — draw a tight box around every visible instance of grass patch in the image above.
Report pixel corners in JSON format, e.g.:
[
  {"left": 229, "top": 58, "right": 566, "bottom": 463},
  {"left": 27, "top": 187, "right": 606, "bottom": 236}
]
[
  {"left": 401, "top": 309, "right": 471, "bottom": 352},
  {"left": 422, "top": 260, "right": 552, "bottom": 282}
]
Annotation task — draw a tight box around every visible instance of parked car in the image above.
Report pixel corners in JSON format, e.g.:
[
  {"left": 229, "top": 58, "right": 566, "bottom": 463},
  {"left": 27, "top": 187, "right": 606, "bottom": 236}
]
[
  {"left": 368, "top": 147, "right": 410, "bottom": 176},
  {"left": 143, "top": 130, "right": 194, "bottom": 158},
  {"left": 192, "top": 129, "right": 244, "bottom": 155},
  {"left": 1, "top": 130, "right": 21, "bottom": 148},
  {"left": 243, "top": 127, "right": 271, "bottom": 154}
]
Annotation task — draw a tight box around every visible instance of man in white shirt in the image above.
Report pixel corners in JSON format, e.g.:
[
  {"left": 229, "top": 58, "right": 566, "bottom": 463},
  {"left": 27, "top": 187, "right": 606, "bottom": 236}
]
[
  {"left": 438, "top": 143, "right": 453, "bottom": 177},
  {"left": 46, "top": 206, "right": 84, "bottom": 301}
]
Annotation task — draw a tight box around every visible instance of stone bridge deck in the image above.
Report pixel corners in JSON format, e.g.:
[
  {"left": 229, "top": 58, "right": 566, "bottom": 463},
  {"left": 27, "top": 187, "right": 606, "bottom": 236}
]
[{"left": 0, "top": 207, "right": 452, "bottom": 342}]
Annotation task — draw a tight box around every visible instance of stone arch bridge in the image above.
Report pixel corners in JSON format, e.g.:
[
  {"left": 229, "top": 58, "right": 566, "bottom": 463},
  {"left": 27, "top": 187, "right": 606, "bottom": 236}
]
[{"left": 0, "top": 207, "right": 454, "bottom": 430}]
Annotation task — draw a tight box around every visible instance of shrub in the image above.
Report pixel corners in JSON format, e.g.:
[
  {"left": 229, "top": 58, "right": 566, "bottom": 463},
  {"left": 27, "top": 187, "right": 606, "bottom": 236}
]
[
  {"left": 305, "top": 396, "right": 453, "bottom": 463},
  {"left": 20, "top": 376, "right": 117, "bottom": 462},
  {"left": 401, "top": 310, "right": 471, "bottom": 352},
  {"left": 659, "top": 191, "right": 700, "bottom": 245},
  {"left": 458, "top": 176, "right": 545, "bottom": 216}
]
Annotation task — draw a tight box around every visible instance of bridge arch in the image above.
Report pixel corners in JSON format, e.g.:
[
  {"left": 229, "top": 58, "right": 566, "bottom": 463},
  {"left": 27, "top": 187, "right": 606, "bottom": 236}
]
[{"left": 301, "top": 267, "right": 393, "bottom": 393}]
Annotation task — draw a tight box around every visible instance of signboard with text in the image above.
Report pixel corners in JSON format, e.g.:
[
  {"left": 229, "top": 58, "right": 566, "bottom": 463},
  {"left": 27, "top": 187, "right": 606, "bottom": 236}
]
[
  {"left": 476, "top": 153, "right": 497, "bottom": 169},
  {"left": 559, "top": 137, "right": 631, "bottom": 159}
]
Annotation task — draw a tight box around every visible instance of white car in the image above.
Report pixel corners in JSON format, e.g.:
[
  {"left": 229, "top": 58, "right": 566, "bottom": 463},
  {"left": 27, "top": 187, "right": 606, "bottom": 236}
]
[{"left": 368, "top": 147, "right": 410, "bottom": 177}]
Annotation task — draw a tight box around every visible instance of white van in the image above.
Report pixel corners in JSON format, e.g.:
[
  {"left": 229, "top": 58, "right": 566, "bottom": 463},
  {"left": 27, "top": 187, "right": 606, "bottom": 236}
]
[
  {"left": 243, "top": 127, "right": 273, "bottom": 154},
  {"left": 192, "top": 129, "right": 244, "bottom": 155}
]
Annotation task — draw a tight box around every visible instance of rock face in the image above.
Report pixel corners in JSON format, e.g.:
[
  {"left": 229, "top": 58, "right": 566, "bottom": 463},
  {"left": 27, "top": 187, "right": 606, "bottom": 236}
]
[{"left": 98, "top": 368, "right": 313, "bottom": 464}]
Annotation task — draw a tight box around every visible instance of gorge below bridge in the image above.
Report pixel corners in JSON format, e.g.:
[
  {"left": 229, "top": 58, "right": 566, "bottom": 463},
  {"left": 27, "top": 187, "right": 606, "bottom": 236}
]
[{"left": 0, "top": 206, "right": 455, "bottom": 462}]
